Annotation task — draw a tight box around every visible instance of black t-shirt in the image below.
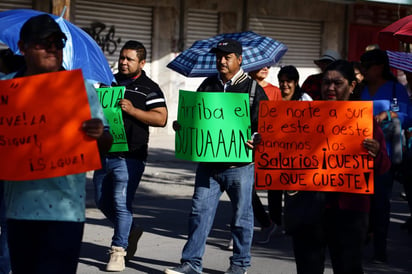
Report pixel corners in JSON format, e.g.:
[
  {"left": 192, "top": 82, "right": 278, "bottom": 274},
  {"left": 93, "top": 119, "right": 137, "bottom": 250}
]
[{"left": 112, "top": 71, "right": 167, "bottom": 160}]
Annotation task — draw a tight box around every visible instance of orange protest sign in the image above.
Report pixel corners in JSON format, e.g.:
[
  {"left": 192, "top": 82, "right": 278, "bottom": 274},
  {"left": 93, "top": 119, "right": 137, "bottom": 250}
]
[
  {"left": 0, "top": 69, "right": 101, "bottom": 181},
  {"left": 254, "top": 101, "right": 374, "bottom": 194}
]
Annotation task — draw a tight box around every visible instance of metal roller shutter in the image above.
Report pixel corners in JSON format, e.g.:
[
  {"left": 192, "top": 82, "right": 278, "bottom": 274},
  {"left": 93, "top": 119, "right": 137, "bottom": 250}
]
[
  {"left": 249, "top": 17, "right": 323, "bottom": 67},
  {"left": 0, "top": 0, "right": 32, "bottom": 11},
  {"left": 185, "top": 9, "right": 219, "bottom": 49},
  {"left": 74, "top": 1, "right": 153, "bottom": 70},
  {"left": 0, "top": 0, "right": 33, "bottom": 50}
]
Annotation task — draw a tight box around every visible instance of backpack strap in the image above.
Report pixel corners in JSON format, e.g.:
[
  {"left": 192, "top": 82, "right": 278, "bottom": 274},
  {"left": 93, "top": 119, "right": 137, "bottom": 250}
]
[{"left": 250, "top": 79, "right": 257, "bottom": 106}]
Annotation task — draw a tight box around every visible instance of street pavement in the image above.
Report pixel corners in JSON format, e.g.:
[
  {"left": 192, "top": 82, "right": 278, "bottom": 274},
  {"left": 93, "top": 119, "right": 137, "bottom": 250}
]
[{"left": 77, "top": 134, "right": 412, "bottom": 274}]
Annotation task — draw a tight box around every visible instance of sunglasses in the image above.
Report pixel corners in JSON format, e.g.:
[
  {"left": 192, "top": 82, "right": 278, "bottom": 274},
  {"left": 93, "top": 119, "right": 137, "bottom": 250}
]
[{"left": 30, "top": 38, "right": 67, "bottom": 50}]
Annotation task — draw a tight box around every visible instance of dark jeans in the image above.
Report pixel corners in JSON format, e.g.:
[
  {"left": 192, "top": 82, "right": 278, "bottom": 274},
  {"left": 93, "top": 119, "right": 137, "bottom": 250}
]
[
  {"left": 404, "top": 180, "right": 412, "bottom": 214},
  {"left": 292, "top": 209, "right": 368, "bottom": 274},
  {"left": 0, "top": 182, "right": 10, "bottom": 274},
  {"left": 252, "top": 189, "right": 283, "bottom": 227},
  {"left": 369, "top": 170, "right": 393, "bottom": 259},
  {"left": 7, "top": 219, "right": 84, "bottom": 274}
]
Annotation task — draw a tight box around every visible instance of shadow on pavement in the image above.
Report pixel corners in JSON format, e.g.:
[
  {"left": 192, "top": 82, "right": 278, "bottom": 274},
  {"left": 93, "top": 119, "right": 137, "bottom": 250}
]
[{"left": 79, "top": 146, "right": 412, "bottom": 274}]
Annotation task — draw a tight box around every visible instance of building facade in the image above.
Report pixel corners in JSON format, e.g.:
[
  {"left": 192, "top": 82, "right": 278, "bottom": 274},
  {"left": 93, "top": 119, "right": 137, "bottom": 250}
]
[{"left": 1, "top": 0, "right": 411, "bottom": 135}]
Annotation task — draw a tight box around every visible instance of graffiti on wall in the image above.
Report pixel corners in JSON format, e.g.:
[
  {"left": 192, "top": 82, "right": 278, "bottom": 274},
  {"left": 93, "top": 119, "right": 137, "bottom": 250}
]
[{"left": 83, "top": 22, "right": 121, "bottom": 55}]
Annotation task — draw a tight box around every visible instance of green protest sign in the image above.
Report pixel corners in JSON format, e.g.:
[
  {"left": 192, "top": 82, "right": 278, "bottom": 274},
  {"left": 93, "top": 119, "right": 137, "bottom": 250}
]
[
  {"left": 175, "top": 90, "right": 252, "bottom": 162},
  {"left": 96, "top": 86, "right": 128, "bottom": 152}
]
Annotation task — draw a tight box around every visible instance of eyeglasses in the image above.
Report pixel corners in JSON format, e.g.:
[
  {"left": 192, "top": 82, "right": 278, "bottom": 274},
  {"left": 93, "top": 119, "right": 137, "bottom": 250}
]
[{"left": 30, "top": 38, "right": 66, "bottom": 50}]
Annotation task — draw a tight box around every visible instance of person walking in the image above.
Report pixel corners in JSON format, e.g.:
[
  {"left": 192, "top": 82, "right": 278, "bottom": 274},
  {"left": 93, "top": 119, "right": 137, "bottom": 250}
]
[
  {"left": 93, "top": 40, "right": 168, "bottom": 271},
  {"left": 301, "top": 49, "right": 341, "bottom": 100},
  {"left": 248, "top": 66, "right": 282, "bottom": 244},
  {"left": 0, "top": 181, "right": 10, "bottom": 274},
  {"left": 286, "top": 60, "right": 391, "bottom": 274},
  {"left": 248, "top": 66, "right": 282, "bottom": 100},
  {"left": 360, "top": 49, "right": 412, "bottom": 263},
  {"left": 165, "top": 38, "right": 268, "bottom": 274},
  {"left": 1, "top": 14, "right": 113, "bottom": 274},
  {"left": 278, "top": 65, "right": 312, "bottom": 102},
  {"left": 251, "top": 65, "right": 313, "bottom": 245},
  {"left": 0, "top": 48, "right": 25, "bottom": 274}
]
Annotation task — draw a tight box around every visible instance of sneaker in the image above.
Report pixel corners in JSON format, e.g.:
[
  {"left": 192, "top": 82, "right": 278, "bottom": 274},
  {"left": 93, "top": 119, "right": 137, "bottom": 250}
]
[
  {"left": 106, "top": 246, "right": 126, "bottom": 272},
  {"left": 255, "top": 222, "right": 277, "bottom": 244},
  {"left": 226, "top": 238, "right": 233, "bottom": 251},
  {"left": 400, "top": 217, "right": 412, "bottom": 230},
  {"left": 164, "top": 263, "right": 199, "bottom": 274},
  {"left": 125, "top": 225, "right": 144, "bottom": 260},
  {"left": 224, "top": 264, "right": 247, "bottom": 274},
  {"left": 370, "top": 255, "right": 387, "bottom": 264},
  {"left": 370, "top": 251, "right": 388, "bottom": 264}
]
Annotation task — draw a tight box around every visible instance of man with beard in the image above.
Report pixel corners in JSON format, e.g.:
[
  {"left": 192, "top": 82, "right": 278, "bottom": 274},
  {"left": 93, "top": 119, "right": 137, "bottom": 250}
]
[
  {"left": 93, "top": 40, "right": 168, "bottom": 271},
  {"left": 165, "top": 38, "right": 267, "bottom": 274}
]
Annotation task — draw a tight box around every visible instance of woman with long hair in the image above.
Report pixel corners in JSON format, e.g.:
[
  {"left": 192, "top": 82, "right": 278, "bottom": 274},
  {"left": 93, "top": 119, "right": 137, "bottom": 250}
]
[
  {"left": 287, "top": 60, "right": 390, "bottom": 273},
  {"left": 278, "top": 65, "right": 312, "bottom": 101}
]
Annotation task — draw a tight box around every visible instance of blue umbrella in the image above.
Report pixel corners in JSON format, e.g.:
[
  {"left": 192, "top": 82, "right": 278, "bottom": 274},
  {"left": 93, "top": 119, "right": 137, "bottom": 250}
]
[
  {"left": 0, "top": 9, "right": 114, "bottom": 85},
  {"left": 167, "top": 31, "right": 288, "bottom": 77}
]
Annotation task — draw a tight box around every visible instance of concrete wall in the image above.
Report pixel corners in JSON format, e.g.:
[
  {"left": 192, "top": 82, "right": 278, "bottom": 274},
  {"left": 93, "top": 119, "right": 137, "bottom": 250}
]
[
  {"left": 157, "top": 0, "right": 349, "bottom": 136},
  {"left": 35, "top": 0, "right": 398, "bottom": 136},
  {"left": 247, "top": 0, "right": 346, "bottom": 56}
]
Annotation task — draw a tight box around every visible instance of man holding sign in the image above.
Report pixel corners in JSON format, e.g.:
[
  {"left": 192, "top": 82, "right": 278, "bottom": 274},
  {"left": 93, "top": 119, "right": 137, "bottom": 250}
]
[
  {"left": 0, "top": 14, "right": 113, "bottom": 274},
  {"left": 165, "top": 39, "right": 267, "bottom": 274},
  {"left": 93, "top": 40, "right": 168, "bottom": 271}
]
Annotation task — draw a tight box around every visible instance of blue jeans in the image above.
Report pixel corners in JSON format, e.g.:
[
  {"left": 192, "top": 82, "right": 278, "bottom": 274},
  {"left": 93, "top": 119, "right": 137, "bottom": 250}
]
[
  {"left": 181, "top": 163, "right": 254, "bottom": 272},
  {"left": 0, "top": 181, "right": 11, "bottom": 274},
  {"left": 370, "top": 169, "right": 393, "bottom": 259},
  {"left": 93, "top": 156, "right": 145, "bottom": 248}
]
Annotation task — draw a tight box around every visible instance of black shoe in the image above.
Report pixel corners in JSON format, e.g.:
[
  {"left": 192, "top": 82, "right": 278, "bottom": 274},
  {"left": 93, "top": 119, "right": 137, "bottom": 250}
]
[
  {"left": 400, "top": 192, "right": 407, "bottom": 201},
  {"left": 226, "top": 238, "right": 233, "bottom": 251},
  {"left": 224, "top": 265, "right": 247, "bottom": 274},
  {"left": 364, "top": 232, "right": 373, "bottom": 245},
  {"left": 371, "top": 254, "right": 387, "bottom": 264},
  {"left": 164, "top": 263, "right": 199, "bottom": 274},
  {"left": 400, "top": 217, "right": 412, "bottom": 230},
  {"left": 125, "top": 225, "right": 143, "bottom": 260},
  {"left": 255, "top": 223, "right": 277, "bottom": 244}
]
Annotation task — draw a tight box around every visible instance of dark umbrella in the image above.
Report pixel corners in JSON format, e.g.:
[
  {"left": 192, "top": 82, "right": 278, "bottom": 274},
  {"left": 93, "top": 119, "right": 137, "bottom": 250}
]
[{"left": 167, "top": 31, "right": 287, "bottom": 77}]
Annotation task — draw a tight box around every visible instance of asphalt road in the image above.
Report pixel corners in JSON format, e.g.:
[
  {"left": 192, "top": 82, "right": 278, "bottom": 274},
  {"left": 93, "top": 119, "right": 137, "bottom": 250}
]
[{"left": 77, "top": 134, "right": 412, "bottom": 274}]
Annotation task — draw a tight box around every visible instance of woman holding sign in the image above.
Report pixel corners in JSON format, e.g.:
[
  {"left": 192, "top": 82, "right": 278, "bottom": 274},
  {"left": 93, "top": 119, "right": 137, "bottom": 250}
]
[
  {"left": 252, "top": 65, "right": 313, "bottom": 244},
  {"left": 248, "top": 66, "right": 282, "bottom": 245},
  {"left": 288, "top": 60, "right": 391, "bottom": 274}
]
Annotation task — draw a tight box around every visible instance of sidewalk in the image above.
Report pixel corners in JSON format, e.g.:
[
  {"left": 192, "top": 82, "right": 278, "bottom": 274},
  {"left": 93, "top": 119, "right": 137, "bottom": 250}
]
[{"left": 78, "top": 134, "right": 412, "bottom": 274}]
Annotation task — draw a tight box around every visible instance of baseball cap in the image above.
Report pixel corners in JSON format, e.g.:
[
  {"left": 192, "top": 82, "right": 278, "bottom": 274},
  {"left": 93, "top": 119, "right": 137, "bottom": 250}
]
[
  {"left": 210, "top": 38, "right": 242, "bottom": 55},
  {"left": 314, "top": 49, "right": 341, "bottom": 65},
  {"left": 20, "top": 14, "right": 67, "bottom": 43}
]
